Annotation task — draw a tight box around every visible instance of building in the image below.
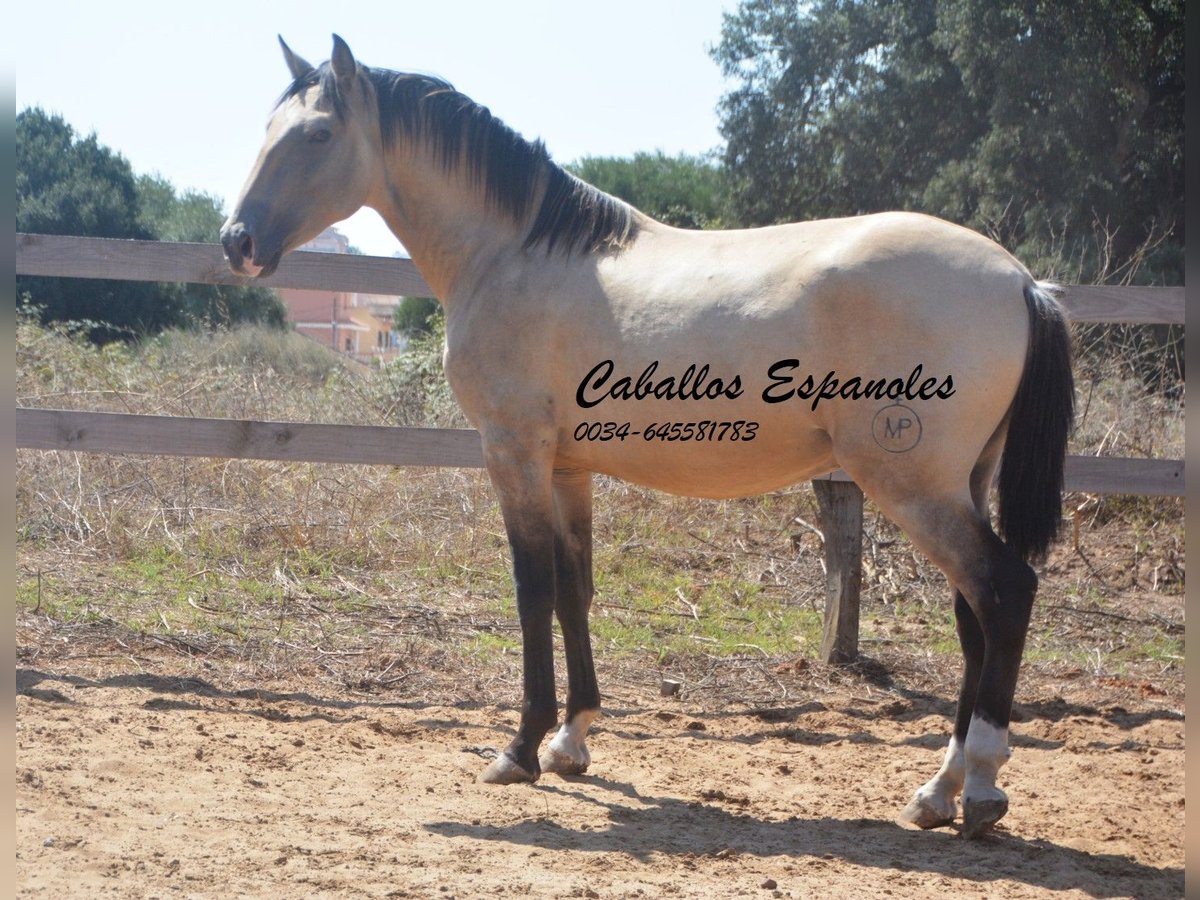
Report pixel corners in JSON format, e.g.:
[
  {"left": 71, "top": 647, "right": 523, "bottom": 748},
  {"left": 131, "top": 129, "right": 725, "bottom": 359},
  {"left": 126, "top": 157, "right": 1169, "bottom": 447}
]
[{"left": 273, "top": 227, "right": 409, "bottom": 362}]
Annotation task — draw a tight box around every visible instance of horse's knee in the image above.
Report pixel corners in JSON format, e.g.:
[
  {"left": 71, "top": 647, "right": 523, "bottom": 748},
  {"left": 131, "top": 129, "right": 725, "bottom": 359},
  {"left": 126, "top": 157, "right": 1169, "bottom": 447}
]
[
  {"left": 988, "top": 558, "right": 1037, "bottom": 638},
  {"left": 994, "top": 547, "right": 1037, "bottom": 603},
  {"left": 961, "top": 545, "right": 1037, "bottom": 635}
]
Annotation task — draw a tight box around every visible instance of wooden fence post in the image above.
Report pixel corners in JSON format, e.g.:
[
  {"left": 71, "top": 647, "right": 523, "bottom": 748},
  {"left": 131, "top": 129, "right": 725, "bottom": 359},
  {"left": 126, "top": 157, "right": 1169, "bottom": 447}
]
[{"left": 812, "top": 479, "right": 864, "bottom": 664}]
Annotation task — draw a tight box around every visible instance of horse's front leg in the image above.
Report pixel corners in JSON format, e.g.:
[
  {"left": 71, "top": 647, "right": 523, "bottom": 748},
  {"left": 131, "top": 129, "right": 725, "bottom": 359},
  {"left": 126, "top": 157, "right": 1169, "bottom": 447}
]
[
  {"left": 540, "top": 468, "right": 600, "bottom": 776},
  {"left": 479, "top": 444, "right": 559, "bottom": 785}
]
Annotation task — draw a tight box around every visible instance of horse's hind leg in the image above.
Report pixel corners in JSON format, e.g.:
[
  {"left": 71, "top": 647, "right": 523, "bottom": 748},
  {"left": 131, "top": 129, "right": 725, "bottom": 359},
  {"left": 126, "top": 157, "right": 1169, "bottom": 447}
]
[
  {"left": 855, "top": 481, "right": 1035, "bottom": 838},
  {"left": 934, "top": 523, "right": 1035, "bottom": 838},
  {"left": 901, "top": 449, "right": 995, "bottom": 830},
  {"left": 540, "top": 469, "right": 601, "bottom": 776},
  {"left": 956, "top": 529, "right": 1036, "bottom": 838},
  {"left": 899, "top": 590, "right": 981, "bottom": 828}
]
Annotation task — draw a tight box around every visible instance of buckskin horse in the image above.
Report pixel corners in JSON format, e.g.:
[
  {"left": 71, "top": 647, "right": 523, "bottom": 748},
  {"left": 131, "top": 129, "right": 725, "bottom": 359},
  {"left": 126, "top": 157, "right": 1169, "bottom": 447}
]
[{"left": 221, "top": 36, "right": 1073, "bottom": 839}]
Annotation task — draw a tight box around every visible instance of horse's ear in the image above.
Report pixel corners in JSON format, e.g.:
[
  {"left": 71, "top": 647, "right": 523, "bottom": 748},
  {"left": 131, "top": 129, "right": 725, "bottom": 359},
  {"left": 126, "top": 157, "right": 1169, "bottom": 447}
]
[
  {"left": 330, "top": 34, "right": 358, "bottom": 85},
  {"left": 278, "top": 35, "right": 314, "bottom": 81}
]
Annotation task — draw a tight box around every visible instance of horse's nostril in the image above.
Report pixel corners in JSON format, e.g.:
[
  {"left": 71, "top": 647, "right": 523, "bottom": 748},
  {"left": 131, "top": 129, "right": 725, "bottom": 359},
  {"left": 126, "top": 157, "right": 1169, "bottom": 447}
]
[{"left": 239, "top": 233, "right": 254, "bottom": 261}]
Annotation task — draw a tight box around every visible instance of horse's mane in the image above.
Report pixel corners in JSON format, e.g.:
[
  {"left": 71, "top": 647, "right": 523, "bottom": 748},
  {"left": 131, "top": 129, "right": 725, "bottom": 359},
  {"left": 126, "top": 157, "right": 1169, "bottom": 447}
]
[{"left": 279, "top": 64, "right": 638, "bottom": 256}]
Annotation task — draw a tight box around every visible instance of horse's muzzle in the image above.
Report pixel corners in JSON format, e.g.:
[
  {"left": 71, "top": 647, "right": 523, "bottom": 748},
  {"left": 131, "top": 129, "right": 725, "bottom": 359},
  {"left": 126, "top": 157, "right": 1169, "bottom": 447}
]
[
  {"left": 220, "top": 221, "right": 278, "bottom": 277},
  {"left": 221, "top": 221, "right": 256, "bottom": 275}
]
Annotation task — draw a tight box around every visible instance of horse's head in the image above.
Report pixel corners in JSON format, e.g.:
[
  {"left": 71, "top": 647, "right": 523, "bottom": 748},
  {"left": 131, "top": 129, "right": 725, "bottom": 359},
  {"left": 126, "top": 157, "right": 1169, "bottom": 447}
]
[{"left": 221, "top": 35, "right": 381, "bottom": 277}]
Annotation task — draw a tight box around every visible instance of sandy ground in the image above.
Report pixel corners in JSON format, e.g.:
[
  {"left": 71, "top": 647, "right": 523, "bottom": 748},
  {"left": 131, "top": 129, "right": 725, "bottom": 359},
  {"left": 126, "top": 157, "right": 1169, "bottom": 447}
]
[{"left": 15, "top": 659, "right": 1184, "bottom": 899}]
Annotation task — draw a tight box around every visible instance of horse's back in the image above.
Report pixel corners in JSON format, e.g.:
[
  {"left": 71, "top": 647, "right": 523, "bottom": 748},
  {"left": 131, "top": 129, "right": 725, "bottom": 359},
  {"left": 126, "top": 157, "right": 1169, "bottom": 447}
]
[
  {"left": 583, "top": 211, "right": 1033, "bottom": 404},
  {"left": 621, "top": 211, "right": 1030, "bottom": 308}
]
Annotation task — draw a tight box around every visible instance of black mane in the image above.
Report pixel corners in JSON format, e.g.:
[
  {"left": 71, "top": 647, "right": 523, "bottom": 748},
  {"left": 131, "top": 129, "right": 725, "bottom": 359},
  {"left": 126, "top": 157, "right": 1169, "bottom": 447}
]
[{"left": 279, "top": 64, "right": 638, "bottom": 256}]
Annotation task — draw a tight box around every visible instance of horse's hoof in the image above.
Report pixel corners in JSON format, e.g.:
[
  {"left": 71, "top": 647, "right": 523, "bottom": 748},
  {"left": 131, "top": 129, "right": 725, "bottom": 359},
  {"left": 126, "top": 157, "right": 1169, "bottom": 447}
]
[
  {"left": 539, "top": 746, "right": 589, "bottom": 777},
  {"left": 961, "top": 797, "right": 1009, "bottom": 839},
  {"left": 478, "top": 753, "right": 538, "bottom": 785},
  {"left": 899, "top": 795, "right": 956, "bottom": 830}
]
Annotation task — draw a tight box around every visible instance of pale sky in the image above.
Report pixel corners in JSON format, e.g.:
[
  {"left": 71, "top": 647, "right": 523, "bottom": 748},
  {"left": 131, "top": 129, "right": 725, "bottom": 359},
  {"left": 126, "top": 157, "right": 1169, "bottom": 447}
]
[{"left": 14, "top": 0, "right": 739, "bottom": 257}]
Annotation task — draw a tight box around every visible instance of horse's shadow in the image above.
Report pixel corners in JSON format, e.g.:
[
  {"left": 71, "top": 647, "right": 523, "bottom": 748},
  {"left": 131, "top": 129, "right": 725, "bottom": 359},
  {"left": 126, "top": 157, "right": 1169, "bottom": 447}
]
[{"left": 426, "top": 774, "right": 1182, "bottom": 897}]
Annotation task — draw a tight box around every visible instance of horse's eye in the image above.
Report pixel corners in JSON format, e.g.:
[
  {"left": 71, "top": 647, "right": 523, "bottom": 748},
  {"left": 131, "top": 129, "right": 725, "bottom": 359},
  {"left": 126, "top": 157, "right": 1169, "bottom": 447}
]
[{"left": 309, "top": 129, "right": 332, "bottom": 144}]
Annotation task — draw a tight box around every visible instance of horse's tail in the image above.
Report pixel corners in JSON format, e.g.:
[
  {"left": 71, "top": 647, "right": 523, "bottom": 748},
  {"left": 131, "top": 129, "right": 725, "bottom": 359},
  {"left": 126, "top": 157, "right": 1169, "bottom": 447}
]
[{"left": 996, "top": 281, "right": 1075, "bottom": 563}]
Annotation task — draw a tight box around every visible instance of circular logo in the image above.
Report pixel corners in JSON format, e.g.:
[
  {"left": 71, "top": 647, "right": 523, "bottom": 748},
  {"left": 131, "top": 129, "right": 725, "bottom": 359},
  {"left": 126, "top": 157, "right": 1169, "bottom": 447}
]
[{"left": 872, "top": 403, "right": 922, "bottom": 453}]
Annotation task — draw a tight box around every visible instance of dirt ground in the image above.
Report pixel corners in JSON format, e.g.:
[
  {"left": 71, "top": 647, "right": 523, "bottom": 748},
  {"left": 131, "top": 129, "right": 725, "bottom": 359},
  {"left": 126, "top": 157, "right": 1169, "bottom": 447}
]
[{"left": 15, "top": 647, "right": 1184, "bottom": 899}]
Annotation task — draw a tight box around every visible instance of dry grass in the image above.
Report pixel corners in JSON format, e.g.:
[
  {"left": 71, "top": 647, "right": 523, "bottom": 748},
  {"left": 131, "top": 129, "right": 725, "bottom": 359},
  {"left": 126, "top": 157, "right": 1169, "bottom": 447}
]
[{"left": 15, "top": 312, "right": 1185, "bottom": 711}]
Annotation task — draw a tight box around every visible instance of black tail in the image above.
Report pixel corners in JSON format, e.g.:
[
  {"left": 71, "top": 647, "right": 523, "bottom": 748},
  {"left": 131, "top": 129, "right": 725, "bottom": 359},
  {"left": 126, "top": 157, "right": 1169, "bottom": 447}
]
[{"left": 997, "top": 283, "right": 1075, "bottom": 563}]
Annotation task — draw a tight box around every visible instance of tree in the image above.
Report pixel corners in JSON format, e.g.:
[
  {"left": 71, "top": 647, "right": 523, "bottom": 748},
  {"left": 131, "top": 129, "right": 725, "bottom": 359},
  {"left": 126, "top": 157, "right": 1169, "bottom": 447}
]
[
  {"left": 568, "top": 152, "right": 730, "bottom": 229},
  {"left": 17, "top": 108, "right": 175, "bottom": 338},
  {"left": 17, "top": 108, "right": 287, "bottom": 338},
  {"left": 712, "top": 0, "right": 1183, "bottom": 283},
  {"left": 394, "top": 296, "right": 441, "bottom": 337}
]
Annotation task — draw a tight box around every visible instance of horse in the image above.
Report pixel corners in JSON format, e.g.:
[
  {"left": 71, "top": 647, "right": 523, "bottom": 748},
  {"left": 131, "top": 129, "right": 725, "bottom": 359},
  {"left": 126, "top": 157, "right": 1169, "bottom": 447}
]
[{"left": 221, "top": 35, "right": 1074, "bottom": 839}]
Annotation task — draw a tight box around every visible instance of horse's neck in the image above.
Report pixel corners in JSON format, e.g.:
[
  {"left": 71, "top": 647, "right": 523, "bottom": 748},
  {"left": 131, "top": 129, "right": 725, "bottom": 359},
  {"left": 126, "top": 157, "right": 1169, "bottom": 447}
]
[{"left": 370, "top": 143, "right": 532, "bottom": 302}]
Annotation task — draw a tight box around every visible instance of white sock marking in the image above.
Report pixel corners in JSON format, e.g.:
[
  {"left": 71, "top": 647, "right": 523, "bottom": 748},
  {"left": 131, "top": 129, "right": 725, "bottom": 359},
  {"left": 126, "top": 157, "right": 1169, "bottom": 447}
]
[
  {"left": 541, "top": 709, "right": 599, "bottom": 774},
  {"left": 547, "top": 709, "right": 598, "bottom": 762},
  {"left": 905, "top": 734, "right": 965, "bottom": 823},
  {"left": 963, "top": 715, "right": 1011, "bottom": 802}
]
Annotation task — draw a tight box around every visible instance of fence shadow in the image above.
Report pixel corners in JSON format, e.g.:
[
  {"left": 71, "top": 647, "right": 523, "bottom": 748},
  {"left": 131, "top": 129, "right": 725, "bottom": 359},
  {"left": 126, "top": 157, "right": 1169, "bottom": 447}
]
[
  {"left": 425, "top": 775, "right": 1182, "bottom": 897},
  {"left": 15, "top": 667, "right": 485, "bottom": 717}
]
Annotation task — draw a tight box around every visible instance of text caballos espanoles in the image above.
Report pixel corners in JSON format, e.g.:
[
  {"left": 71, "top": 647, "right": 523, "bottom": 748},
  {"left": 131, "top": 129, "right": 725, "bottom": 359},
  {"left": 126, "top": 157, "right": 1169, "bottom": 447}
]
[{"left": 575, "top": 359, "right": 955, "bottom": 412}]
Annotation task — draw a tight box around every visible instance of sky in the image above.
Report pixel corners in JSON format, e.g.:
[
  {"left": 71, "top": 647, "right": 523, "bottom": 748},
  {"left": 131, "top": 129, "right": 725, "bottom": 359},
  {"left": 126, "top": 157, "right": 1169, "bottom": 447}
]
[{"left": 14, "top": 0, "right": 740, "bottom": 257}]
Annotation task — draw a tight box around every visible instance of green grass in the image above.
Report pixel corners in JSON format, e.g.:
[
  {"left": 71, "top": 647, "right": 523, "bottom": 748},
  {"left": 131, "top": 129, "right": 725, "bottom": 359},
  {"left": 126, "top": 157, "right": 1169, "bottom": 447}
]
[
  {"left": 1020, "top": 633, "right": 1185, "bottom": 675},
  {"left": 467, "top": 631, "right": 522, "bottom": 661},
  {"left": 859, "top": 606, "right": 959, "bottom": 656},
  {"left": 589, "top": 558, "right": 823, "bottom": 661}
]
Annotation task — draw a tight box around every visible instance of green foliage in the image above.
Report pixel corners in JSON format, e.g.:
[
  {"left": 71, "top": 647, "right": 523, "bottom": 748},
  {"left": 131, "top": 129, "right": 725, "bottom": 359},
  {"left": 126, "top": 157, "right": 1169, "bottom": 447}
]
[
  {"left": 393, "top": 296, "right": 442, "bottom": 337},
  {"left": 136, "top": 174, "right": 225, "bottom": 243},
  {"left": 370, "top": 315, "right": 464, "bottom": 427},
  {"left": 18, "top": 108, "right": 148, "bottom": 239},
  {"left": 17, "top": 108, "right": 174, "bottom": 340},
  {"left": 568, "top": 151, "right": 730, "bottom": 229},
  {"left": 17, "top": 108, "right": 286, "bottom": 339},
  {"left": 712, "top": 0, "right": 1183, "bottom": 283}
]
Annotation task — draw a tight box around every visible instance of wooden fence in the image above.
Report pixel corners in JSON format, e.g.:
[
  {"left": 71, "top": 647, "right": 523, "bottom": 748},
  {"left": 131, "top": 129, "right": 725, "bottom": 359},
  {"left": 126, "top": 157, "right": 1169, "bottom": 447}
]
[{"left": 16, "top": 233, "right": 1185, "bottom": 663}]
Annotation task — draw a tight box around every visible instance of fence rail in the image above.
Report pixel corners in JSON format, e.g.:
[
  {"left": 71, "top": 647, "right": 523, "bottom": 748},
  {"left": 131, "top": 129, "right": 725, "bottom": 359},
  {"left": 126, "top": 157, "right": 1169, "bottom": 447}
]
[
  {"left": 15, "top": 233, "right": 1187, "bottom": 323},
  {"left": 15, "top": 408, "right": 486, "bottom": 469},
  {"left": 16, "top": 233, "right": 1185, "bottom": 663},
  {"left": 15, "top": 408, "right": 1184, "bottom": 497},
  {"left": 16, "top": 233, "right": 434, "bottom": 297}
]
